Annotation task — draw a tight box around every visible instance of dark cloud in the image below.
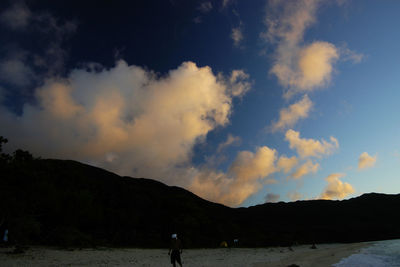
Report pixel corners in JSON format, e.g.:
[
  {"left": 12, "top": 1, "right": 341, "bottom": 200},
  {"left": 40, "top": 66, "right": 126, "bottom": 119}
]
[{"left": 265, "top": 193, "right": 280, "bottom": 203}]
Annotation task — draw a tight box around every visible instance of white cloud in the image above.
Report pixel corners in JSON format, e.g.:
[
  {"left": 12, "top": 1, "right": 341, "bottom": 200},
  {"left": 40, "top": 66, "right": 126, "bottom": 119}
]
[
  {"left": 0, "top": 3, "right": 31, "bottom": 30},
  {"left": 265, "top": 193, "right": 280, "bottom": 203},
  {"left": 285, "top": 129, "right": 339, "bottom": 158},
  {"left": 263, "top": 0, "right": 340, "bottom": 98},
  {"left": 291, "top": 160, "right": 319, "bottom": 179},
  {"left": 231, "top": 27, "right": 243, "bottom": 47},
  {"left": 358, "top": 152, "right": 377, "bottom": 170},
  {"left": 277, "top": 155, "right": 298, "bottom": 173},
  {"left": 270, "top": 94, "right": 313, "bottom": 132},
  {"left": 320, "top": 173, "right": 354, "bottom": 200}
]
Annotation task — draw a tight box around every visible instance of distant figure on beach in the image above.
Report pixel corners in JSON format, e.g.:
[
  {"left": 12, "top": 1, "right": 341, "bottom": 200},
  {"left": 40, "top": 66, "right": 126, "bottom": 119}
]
[
  {"left": 0, "top": 217, "right": 8, "bottom": 246},
  {"left": 3, "top": 229, "right": 8, "bottom": 244},
  {"left": 168, "top": 234, "right": 183, "bottom": 267}
]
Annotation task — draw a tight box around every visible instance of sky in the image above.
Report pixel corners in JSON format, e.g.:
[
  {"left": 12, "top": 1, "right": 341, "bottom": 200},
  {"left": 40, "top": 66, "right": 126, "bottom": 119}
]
[{"left": 1, "top": 0, "right": 399, "bottom": 207}]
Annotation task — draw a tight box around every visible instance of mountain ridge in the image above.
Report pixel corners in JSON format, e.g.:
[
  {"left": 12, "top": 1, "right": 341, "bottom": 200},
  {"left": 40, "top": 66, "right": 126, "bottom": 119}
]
[{"left": 1, "top": 157, "right": 399, "bottom": 248}]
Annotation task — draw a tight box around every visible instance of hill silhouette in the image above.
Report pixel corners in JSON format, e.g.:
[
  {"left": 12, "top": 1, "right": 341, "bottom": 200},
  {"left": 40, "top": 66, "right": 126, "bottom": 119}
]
[{"left": 1, "top": 145, "right": 399, "bottom": 248}]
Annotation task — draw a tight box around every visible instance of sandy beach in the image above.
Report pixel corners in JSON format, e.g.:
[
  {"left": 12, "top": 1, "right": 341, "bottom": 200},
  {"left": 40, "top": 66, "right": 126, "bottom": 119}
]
[{"left": 0, "top": 242, "right": 370, "bottom": 267}]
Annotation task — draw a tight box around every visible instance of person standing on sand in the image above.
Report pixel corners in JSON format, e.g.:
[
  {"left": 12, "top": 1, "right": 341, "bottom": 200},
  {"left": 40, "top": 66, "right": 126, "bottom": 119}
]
[{"left": 168, "top": 234, "right": 183, "bottom": 267}]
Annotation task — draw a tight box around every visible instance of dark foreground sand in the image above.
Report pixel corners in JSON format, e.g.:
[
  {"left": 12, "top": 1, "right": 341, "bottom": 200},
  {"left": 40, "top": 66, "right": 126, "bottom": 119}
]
[{"left": 0, "top": 242, "right": 370, "bottom": 266}]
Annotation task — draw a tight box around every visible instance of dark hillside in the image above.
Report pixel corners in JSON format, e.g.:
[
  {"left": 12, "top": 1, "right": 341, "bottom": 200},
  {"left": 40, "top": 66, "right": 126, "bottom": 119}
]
[{"left": 1, "top": 150, "right": 399, "bottom": 248}]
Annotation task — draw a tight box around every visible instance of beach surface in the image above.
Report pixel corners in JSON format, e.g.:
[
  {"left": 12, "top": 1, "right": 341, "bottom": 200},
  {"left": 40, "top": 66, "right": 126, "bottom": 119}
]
[{"left": 0, "top": 242, "right": 370, "bottom": 267}]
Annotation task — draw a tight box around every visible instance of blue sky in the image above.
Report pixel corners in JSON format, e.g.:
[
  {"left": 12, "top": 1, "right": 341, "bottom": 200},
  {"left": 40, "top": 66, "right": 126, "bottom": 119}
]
[{"left": 1, "top": 0, "right": 399, "bottom": 207}]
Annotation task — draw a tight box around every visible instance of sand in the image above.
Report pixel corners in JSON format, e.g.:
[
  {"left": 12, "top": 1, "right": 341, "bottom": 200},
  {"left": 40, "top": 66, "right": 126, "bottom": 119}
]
[{"left": 0, "top": 242, "right": 370, "bottom": 267}]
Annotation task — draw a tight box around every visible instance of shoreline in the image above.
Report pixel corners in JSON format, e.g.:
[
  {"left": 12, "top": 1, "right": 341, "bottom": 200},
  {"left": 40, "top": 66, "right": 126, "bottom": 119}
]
[
  {"left": 253, "top": 242, "right": 370, "bottom": 267},
  {"left": 0, "top": 241, "right": 372, "bottom": 266}
]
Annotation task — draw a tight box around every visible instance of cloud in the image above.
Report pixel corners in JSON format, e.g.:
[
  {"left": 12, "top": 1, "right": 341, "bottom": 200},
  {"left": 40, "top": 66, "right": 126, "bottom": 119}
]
[
  {"left": 32, "top": 14, "right": 77, "bottom": 76},
  {"left": 190, "top": 146, "right": 278, "bottom": 206},
  {"left": 358, "top": 152, "right": 377, "bottom": 170},
  {"left": 217, "top": 134, "right": 241, "bottom": 153},
  {"left": 229, "top": 146, "right": 277, "bottom": 181},
  {"left": 0, "top": 1, "right": 77, "bottom": 89},
  {"left": 285, "top": 129, "right": 339, "bottom": 158},
  {"left": 270, "top": 94, "right": 313, "bottom": 132},
  {"left": 0, "top": 2, "right": 31, "bottom": 30},
  {"left": 265, "top": 193, "right": 280, "bottom": 203},
  {"left": 294, "top": 42, "right": 338, "bottom": 91},
  {"left": 222, "top": 0, "right": 233, "bottom": 8},
  {"left": 231, "top": 26, "right": 243, "bottom": 47},
  {"left": 341, "top": 46, "right": 365, "bottom": 64},
  {"left": 272, "top": 41, "right": 339, "bottom": 98},
  {"left": 291, "top": 160, "right": 319, "bottom": 179},
  {"left": 263, "top": 0, "right": 340, "bottom": 98},
  {"left": 227, "top": 69, "right": 251, "bottom": 97},
  {"left": 320, "top": 173, "right": 354, "bottom": 200},
  {"left": 288, "top": 191, "right": 302, "bottom": 201},
  {"left": 0, "top": 60, "right": 249, "bottom": 178},
  {"left": 188, "top": 168, "right": 263, "bottom": 207},
  {"left": 198, "top": 2, "right": 213, "bottom": 13},
  {"left": 277, "top": 155, "right": 298, "bottom": 173},
  {"left": 0, "top": 58, "right": 35, "bottom": 87}
]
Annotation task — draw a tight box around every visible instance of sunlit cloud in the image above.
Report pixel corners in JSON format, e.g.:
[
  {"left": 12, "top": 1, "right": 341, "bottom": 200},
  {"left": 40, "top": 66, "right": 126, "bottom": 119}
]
[
  {"left": 291, "top": 160, "right": 319, "bottom": 179},
  {"left": 319, "top": 173, "right": 354, "bottom": 200},
  {"left": 285, "top": 129, "right": 339, "bottom": 158},
  {"left": 358, "top": 152, "right": 377, "bottom": 170},
  {"left": 292, "top": 42, "right": 338, "bottom": 92},
  {"left": 277, "top": 155, "right": 298, "bottom": 173},
  {"left": 229, "top": 146, "right": 277, "bottom": 181},
  {"left": 190, "top": 146, "right": 278, "bottom": 206},
  {"left": 270, "top": 94, "right": 313, "bottom": 132},
  {"left": 263, "top": 0, "right": 339, "bottom": 98},
  {"left": 0, "top": 60, "right": 250, "bottom": 190}
]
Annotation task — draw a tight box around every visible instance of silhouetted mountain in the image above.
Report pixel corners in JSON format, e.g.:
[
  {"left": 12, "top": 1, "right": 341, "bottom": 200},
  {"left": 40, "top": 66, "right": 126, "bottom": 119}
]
[{"left": 1, "top": 155, "right": 400, "bottom": 248}]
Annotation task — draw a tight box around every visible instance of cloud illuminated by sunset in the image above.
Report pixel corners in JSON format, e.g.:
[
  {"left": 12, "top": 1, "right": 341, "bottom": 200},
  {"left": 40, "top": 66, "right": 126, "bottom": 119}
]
[{"left": 358, "top": 152, "right": 377, "bottom": 170}]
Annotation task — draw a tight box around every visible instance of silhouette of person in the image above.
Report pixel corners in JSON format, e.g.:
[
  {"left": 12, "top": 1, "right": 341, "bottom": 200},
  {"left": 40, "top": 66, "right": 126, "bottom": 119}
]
[{"left": 168, "top": 233, "right": 183, "bottom": 267}]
